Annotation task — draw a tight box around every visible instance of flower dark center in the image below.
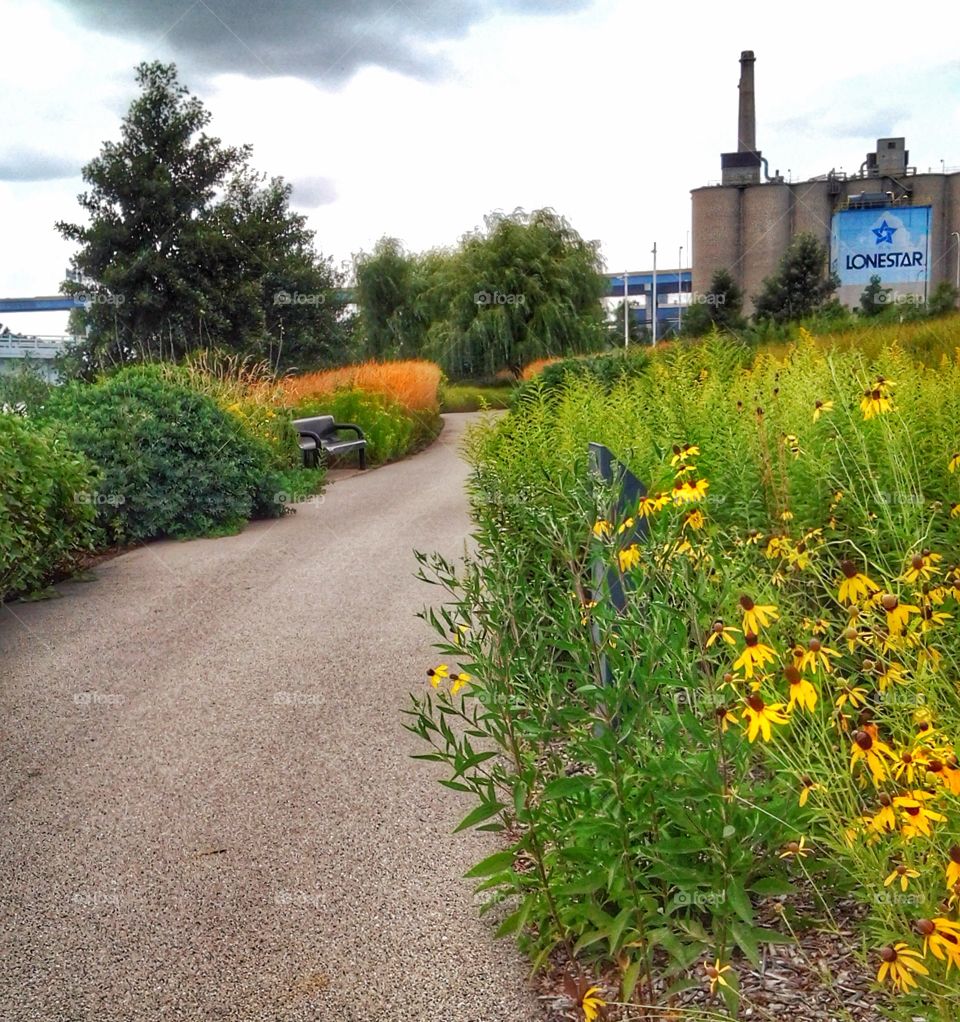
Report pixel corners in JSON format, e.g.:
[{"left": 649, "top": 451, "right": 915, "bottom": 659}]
[
  {"left": 746, "top": 694, "right": 764, "bottom": 712},
  {"left": 739, "top": 595, "right": 755, "bottom": 611},
  {"left": 841, "top": 560, "right": 857, "bottom": 579},
  {"left": 854, "top": 730, "right": 873, "bottom": 751}
]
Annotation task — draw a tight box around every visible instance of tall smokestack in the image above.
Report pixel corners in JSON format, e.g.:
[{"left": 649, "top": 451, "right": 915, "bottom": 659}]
[
  {"left": 737, "top": 50, "right": 756, "bottom": 153},
  {"left": 721, "top": 50, "right": 762, "bottom": 185}
]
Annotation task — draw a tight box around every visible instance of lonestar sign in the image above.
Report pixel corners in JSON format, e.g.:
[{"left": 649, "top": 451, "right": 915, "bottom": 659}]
[{"left": 831, "top": 206, "right": 931, "bottom": 306}]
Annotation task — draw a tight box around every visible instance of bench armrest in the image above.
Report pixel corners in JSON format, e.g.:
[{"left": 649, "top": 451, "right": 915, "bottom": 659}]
[
  {"left": 295, "top": 427, "right": 326, "bottom": 447},
  {"left": 331, "top": 422, "right": 365, "bottom": 441}
]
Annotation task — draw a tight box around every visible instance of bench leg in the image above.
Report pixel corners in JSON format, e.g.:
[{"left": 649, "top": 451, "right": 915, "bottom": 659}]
[{"left": 358, "top": 448, "right": 366, "bottom": 470}]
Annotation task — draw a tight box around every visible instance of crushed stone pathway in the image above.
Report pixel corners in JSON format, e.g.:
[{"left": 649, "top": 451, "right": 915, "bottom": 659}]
[{"left": 0, "top": 412, "right": 543, "bottom": 1022}]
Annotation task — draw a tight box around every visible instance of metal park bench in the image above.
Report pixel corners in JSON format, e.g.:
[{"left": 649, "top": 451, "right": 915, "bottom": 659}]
[{"left": 292, "top": 415, "right": 367, "bottom": 470}]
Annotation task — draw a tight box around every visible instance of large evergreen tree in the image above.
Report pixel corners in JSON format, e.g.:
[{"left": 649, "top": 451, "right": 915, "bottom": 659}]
[
  {"left": 56, "top": 61, "right": 344, "bottom": 374},
  {"left": 752, "top": 233, "right": 839, "bottom": 324}
]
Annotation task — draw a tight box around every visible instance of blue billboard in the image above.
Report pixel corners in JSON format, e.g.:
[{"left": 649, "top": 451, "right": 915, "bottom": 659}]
[{"left": 831, "top": 205, "right": 931, "bottom": 307}]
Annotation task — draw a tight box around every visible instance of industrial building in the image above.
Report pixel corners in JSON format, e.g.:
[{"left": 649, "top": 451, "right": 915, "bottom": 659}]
[{"left": 692, "top": 52, "right": 960, "bottom": 313}]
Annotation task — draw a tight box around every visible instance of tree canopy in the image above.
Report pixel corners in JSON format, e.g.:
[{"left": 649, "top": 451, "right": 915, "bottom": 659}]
[
  {"left": 56, "top": 62, "right": 346, "bottom": 376},
  {"left": 752, "top": 233, "right": 839, "bottom": 324}
]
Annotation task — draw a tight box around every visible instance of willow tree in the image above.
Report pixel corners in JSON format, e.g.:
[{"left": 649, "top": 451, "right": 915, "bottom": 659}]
[{"left": 426, "top": 209, "right": 607, "bottom": 378}]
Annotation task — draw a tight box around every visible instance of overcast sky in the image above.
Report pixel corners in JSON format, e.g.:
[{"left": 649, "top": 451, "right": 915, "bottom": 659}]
[{"left": 2, "top": 0, "right": 959, "bottom": 334}]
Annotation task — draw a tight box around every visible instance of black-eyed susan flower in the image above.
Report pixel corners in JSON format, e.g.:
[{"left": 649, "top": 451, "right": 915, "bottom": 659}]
[
  {"left": 779, "top": 836, "right": 811, "bottom": 859},
  {"left": 741, "top": 693, "right": 789, "bottom": 742},
  {"left": 947, "top": 847, "right": 960, "bottom": 890},
  {"left": 672, "top": 477, "right": 709, "bottom": 503},
  {"left": 876, "top": 662, "right": 908, "bottom": 693},
  {"left": 884, "top": 863, "right": 920, "bottom": 891},
  {"left": 869, "top": 794, "right": 897, "bottom": 834},
  {"left": 949, "top": 452, "right": 960, "bottom": 474},
  {"left": 880, "top": 593, "right": 920, "bottom": 636},
  {"left": 915, "top": 917, "right": 960, "bottom": 970},
  {"left": 919, "top": 606, "right": 952, "bottom": 633},
  {"left": 896, "top": 791, "right": 947, "bottom": 840},
  {"left": 670, "top": 443, "right": 700, "bottom": 467},
  {"left": 618, "top": 544, "right": 641, "bottom": 572},
  {"left": 837, "top": 560, "right": 879, "bottom": 605},
  {"left": 593, "top": 519, "right": 613, "bottom": 540},
  {"left": 427, "top": 664, "right": 449, "bottom": 687},
  {"left": 798, "top": 774, "right": 820, "bottom": 806},
  {"left": 785, "top": 664, "right": 818, "bottom": 712},
  {"left": 451, "top": 623, "right": 470, "bottom": 646},
  {"left": 638, "top": 493, "right": 663, "bottom": 517},
  {"left": 733, "top": 632, "right": 776, "bottom": 678},
  {"left": 703, "top": 959, "right": 732, "bottom": 994},
  {"left": 893, "top": 749, "right": 923, "bottom": 785},
  {"left": 851, "top": 728, "right": 893, "bottom": 785},
  {"left": 860, "top": 377, "right": 895, "bottom": 420},
  {"left": 449, "top": 672, "right": 470, "bottom": 696},
  {"left": 835, "top": 683, "right": 868, "bottom": 711},
  {"left": 876, "top": 942, "right": 928, "bottom": 992},
  {"left": 738, "top": 595, "right": 778, "bottom": 634},
  {"left": 715, "top": 704, "right": 739, "bottom": 732},
  {"left": 902, "top": 550, "right": 942, "bottom": 584},
  {"left": 951, "top": 502, "right": 960, "bottom": 519},
  {"left": 795, "top": 637, "right": 839, "bottom": 675},
  {"left": 783, "top": 434, "right": 802, "bottom": 458},
  {"left": 580, "top": 985, "right": 605, "bottom": 1022},
  {"left": 812, "top": 399, "right": 834, "bottom": 421},
  {"left": 683, "top": 509, "right": 706, "bottom": 532},
  {"left": 706, "top": 619, "right": 740, "bottom": 648}
]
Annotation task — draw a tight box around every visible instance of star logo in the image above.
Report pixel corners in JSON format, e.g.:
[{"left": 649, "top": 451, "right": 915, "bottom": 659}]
[{"left": 873, "top": 220, "right": 896, "bottom": 244}]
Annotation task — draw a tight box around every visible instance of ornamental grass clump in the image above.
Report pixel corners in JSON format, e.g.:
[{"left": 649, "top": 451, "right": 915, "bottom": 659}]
[{"left": 408, "top": 332, "right": 960, "bottom": 1020}]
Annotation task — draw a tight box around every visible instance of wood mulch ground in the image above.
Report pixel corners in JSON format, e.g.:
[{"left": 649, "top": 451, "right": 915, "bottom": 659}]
[{"left": 533, "top": 897, "right": 893, "bottom": 1022}]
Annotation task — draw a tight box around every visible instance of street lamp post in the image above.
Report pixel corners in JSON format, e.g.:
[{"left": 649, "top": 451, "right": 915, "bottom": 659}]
[
  {"left": 952, "top": 233, "right": 960, "bottom": 297},
  {"left": 678, "top": 245, "right": 683, "bottom": 333},
  {"left": 651, "top": 242, "right": 658, "bottom": 347},
  {"left": 623, "top": 270, "right": 629, "bottom": 348}
]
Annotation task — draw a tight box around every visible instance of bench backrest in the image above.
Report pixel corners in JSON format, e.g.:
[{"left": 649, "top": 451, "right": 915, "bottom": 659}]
[{"left": 292, "top": 415, "right": 335, "bottom": 436}]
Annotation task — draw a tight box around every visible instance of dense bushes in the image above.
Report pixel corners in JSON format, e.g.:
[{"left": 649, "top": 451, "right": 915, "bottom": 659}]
[
  {"left": 1, "top": 413, "right": 98, "bottom": 599},
  {"left": 35, "top": 367, "right": 286, "bottom": 544},
  {"left": 409, "top": 333, "right": 960, "bottom": 1018}
]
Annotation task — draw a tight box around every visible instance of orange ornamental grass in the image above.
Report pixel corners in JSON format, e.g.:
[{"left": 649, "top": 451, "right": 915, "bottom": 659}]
[
  {"left": 520, "top": 357, "right": 563, "bottom": 381},
  {"left": 275, "top": 359, "right": 442, "bottom": 412}
]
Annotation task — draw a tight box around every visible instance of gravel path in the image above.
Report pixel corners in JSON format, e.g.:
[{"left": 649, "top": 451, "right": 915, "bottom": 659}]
[{"left": 0, "top": 413, "right": 543, "bottom": 1022}]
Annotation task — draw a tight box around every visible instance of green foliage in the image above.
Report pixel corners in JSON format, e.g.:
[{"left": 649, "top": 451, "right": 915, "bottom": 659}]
[
  {"left": 753, "top": 233, "right": 840, "bottom": 325},
  {"left": 440, "top": 383, "right": 513, "bottom": 412},
  {"left": 35, "top": 367, "right": 286, "bottom": 543},
  {"left": 927, "top": 280, "right": 959, "bottom": 317},
  {"left": 0, "top": 360, "right": 52, "bottom": 412},
  {"left": 0, "top": 413, "right": 98, "bottom": 600},
  {"left": 292, "top": 387, "right": 440, "bottom": 466},
  {"left": 55, "top": 61, "right": 347, "bottom": 376},
  {"left": 407, "top": 334, "right": 960, "bottom": 1016},
  {"left": 428, "top": 209, "right": 607, "bottom": 378},
  {"left": 353, "top": 237, "right": 438, "bottom": 359},
  {"left": 860, "top": 274, "right": 892, "bottom": 317},
  {"left": 683, "top": 269, "right": 746, "bottom": 336},
  {"left": 353, "top": 210, "right": 608, "bottom": 378}
]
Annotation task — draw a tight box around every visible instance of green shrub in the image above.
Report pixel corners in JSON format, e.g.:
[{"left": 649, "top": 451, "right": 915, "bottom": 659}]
[
  {"left": 293, "top": 387, "right": 440, "bottom": 466},
  {"left": 0, "top": 360, "right": 52, "bottom": 412},
  {"left": 1, "top": 413, "right": 98, "bottom": 599},
  {"left": 36, "top": 367, "right": 285, "bottom": 543}
]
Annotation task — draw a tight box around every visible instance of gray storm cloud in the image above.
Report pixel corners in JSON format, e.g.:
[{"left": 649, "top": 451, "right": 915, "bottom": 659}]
[
  {"left": 0, "top": 149, "right": 81, "bottom": 182},
  {"left": 291, "top": 176, "right": 338, "bottom": 207},
  {"left": 55, "top": 0, "right": 590, "bottom": 85}
]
